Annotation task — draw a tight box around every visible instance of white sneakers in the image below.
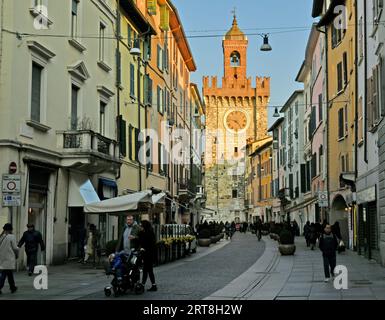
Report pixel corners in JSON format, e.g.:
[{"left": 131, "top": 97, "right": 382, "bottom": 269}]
[{"left": 324, "top": 278, "right": 330, "bottom": 283}]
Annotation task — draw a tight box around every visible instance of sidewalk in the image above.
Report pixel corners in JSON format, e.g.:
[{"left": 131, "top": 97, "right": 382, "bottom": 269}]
[
  {"left": 0, "top": 238, "right": 230, "bottom": 300},
  {"left": 205, "top": 236, "right": 385, "bottom": 300}
]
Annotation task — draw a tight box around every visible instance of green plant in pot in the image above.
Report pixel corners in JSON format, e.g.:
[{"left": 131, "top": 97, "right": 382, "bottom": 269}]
[
  {"left": 278, "top": 229, "right": 296, "bottom": 255},
  {"left": 198, "top": 228, "right": 211, "bottom": 247}
]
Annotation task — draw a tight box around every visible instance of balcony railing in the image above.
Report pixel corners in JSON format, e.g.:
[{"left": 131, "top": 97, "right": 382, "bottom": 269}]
[{"left": 58, "top": 130, "right": 119, "bottom": 159}]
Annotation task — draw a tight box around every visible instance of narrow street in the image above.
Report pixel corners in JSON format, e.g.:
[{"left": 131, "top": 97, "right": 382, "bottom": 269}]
[{"left": 0, "top": 233, "right": 265, "bottom": 300}]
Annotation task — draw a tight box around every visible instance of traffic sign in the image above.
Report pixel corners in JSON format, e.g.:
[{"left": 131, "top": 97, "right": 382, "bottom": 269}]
[
  {"left": 2, "top": 194, "right": 21, "bottom": 207},
  {"left": 9, "top": 162, "right": 17, "bottom": 174},
  {"left": 2, "top": 175, "right": 21, "bottom": 193},
  {"left": 318, "top": 191, "right": 329, "bottom": 207}
]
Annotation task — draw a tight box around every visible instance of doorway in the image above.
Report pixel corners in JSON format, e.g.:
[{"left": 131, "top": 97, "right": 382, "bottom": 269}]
[
  {"left": 28, "top": 191, "right": 47, "bottom": 265},
  {"left": 68, "top": 207, "right": 86, "bottom": 259}
]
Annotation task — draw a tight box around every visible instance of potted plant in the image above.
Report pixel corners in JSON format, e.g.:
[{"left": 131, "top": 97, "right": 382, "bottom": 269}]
[
  {"left": 278, "top": 229, "right": 296, "bottom": 255},
  {"left": 198, "top": 229, "right": 211, "bottom": 247}
]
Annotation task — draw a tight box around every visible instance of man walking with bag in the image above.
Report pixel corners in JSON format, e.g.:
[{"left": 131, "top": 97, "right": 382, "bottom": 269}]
[{"left": 18, "top": 224, "right": 45, "bottom": 276}]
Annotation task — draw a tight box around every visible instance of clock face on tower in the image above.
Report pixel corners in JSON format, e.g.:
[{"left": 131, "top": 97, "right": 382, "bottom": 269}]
[{"left": 224, "top": 110, "right": 249, "bottom": 133}]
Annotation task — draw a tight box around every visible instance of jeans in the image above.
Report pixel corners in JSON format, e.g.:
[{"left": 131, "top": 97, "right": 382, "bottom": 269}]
[
  {"left": 323, "top": 254, "right": 337, "bottom": 278},
  {"left": 27, "top": 252, "right": 38, "bottom": 273},
  {"left": 0, "top": 270, "right": 16, "bottom": 291}
]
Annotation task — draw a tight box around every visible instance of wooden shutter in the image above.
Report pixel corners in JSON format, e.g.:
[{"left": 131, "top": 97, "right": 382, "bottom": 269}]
[
  {"left": 147, "top": 0, "right": 157, "bottom": 15},
  {"left": 367, "top": 77, "right": 373, "bottom": 129},
  {"left": 343, "top": 52, "right": 348, "bottom": 86},
  {"left": 31, "top": 63, "right": 42, "bottom": 122},
  {"left": 160, "top": 5, "right": 169, "bottom": 31},
  {"left": 128, "top": 124, "right": 132, "bottom": 160},
  {"left": 300, "top": 164, "right": 306, "bottom": 193},
  {"left": 116, "top": 49, "right": 121, "bottom": 86},
  {"left": 338, "top": 108, "right": 344, "bottom": 138},
  {"left": 119, "top": 116, "right": 126, "bottom": 157},
  {"left": 130, "top": 63, "right": 135, "bottom": 96}
]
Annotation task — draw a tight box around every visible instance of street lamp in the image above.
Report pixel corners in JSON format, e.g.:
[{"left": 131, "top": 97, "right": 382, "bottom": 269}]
[
  {"left": 273, "top": 107, "right": 280, "bottom": 118},
  {"left": 260, "top": 34, "right": 272, "bottom": 52}
]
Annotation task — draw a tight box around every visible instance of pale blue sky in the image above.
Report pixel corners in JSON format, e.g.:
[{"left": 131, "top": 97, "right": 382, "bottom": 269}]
[{"left": 173, "top": 0, "right": 315, "bottom": 126}]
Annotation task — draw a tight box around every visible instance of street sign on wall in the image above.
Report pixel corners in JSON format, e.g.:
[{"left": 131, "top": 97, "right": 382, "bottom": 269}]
[
  {"left": 2, "top": 194, "right": 21, "bottom": 207},
  {"left": 318, "top": 191, "right": 329, "bottom": 207},
  {"left": 2, "top": 175, "right": 21, "bottom": 193}
]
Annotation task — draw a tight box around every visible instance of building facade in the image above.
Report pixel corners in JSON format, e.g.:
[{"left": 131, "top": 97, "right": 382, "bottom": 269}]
[
  {"left": 314, "top": 0, "right": 357, "bottom": 249},
  {"left": 203, "top": 16, "right": 270, "bottom": 223},
  {"left": 0, "top": 0, "right": 121, "bottom": 265}
]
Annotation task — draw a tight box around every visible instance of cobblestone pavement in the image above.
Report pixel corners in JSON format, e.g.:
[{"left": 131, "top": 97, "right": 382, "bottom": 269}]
[{"left": 0, "top": 232, "right": 265, "bottom": 300}]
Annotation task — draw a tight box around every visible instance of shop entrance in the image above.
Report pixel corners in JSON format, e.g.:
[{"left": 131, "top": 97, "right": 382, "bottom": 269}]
[{"left": 68, "top": 207, "right": 86, "bottom": 259}]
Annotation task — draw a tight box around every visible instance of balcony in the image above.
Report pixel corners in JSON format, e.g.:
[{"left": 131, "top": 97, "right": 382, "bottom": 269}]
[
  {"left": 57, "top": 130, "right": 121, "bottom": 173},
  {"left": 177, "top": 179, "right": 195, "bottom": 203}
]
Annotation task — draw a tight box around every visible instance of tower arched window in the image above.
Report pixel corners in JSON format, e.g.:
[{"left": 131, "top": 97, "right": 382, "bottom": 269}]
[{"left": 230, "top": 51, "right": 240, "bottom": 67}]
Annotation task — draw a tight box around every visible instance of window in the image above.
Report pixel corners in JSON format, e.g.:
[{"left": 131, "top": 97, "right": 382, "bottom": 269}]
[
  {"left": 358, "top": 16, "right": 364, "bottom": 60},
  {"left": 99, "top": 22, "right": 106, "bottom": 61},
  {"left": 127, "top": 25, "right": 132, "bottom": 46},
  {"left": 130, "top": 63, "right": 135, "bottom": 97},
  {"left": 157, "top": 45, "right": 163, "bottom": 71},
  {"left": 99, "top": 101, "right": 106, "bottom": 135},
  {"left": 338, "top": 108, "right": 344, "bottom": 139},
  {"left": 71, "top": 0, "right": 79, "bottom": 38},
  {"left": 372, "top": 66, "right": 380, "bottom": 126},
  {"left": 71, "top": 85, "right": 79, "bottom": 130},
  {"left": 337, "top": 62, "right": 343, "bottom": 92},
  {"left": 230, "top": 51, "right": 240, "bottom": 67},
  {"left": 31, "top": 63, "right": 43, "bottom": 122},
  {"left": 344, "top": 105, "right": 348, "bottom": 135},
  {"left": 319, "top": 145, "right": 323, "bottom": 175},
  {"left": 318, "top": 94, "right": 323, "bottom": 122},
  {"left": 146, "top": 136, "right": 153, "bottom": 171},
  {"left": 343, "top": 52, "right": 348, "bottom": 86},
  {"left": 332, "top": 15, "right": 344, "bottom": 48},
  {"left": 144, "top": 74, "right": 153, "bottom": 106},
  {"left": 157, "top": 86, "right": 164, "bottom": 114},
  {"left": 358, "top": 97, "right": 363, "bottom": 143},
  {"left": 373, "top": 0, "right": 384, "bottom": 25}
]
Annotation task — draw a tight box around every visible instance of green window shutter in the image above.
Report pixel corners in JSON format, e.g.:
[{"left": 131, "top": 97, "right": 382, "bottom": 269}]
[
  {"left": 128, "top": 124, "right": 132, "bottom": 160},
  {"left": 147, "top": 0, "right": 157, "bottom": 15},
  {"left": 160, "top": 5, "right": 169, "bottom": 31},
  {"left": 130, "top": 63, "right": 135, "bottom": 97},
  {"left": 31, "top": 63, "right": 42, "bottom": 122},
  {"left": 116, "top": 49, "right": 121, "bottom": 86}
]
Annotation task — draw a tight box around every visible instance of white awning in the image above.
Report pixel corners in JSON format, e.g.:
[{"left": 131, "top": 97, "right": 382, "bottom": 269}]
[
  {"left": 152, "top": 192, "right": 166, "bottom": 205},
  {"left": 84, "top": 190, "right": 153, "bottom": 214},
  {"left": 68, "top": 174, "right": 100, "bottom": 207}
]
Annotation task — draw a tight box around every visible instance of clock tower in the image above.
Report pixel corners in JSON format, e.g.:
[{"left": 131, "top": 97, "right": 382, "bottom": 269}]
[{"left": 203, "top": 15, "right": 270, "bottom": 223}]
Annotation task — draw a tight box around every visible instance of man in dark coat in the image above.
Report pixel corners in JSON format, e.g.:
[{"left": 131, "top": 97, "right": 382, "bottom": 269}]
[
  {"left": 116, "top": 215, "right": 140, "bottom": 253},
  {"left": 18, "top": 224, "right": 45, "bottom": 276},
  {"left": 319, "top": 224, "right": 339, "bottom": 282},
  {"left": 304, "top": 221, "right": 311, "bottom": 247}
]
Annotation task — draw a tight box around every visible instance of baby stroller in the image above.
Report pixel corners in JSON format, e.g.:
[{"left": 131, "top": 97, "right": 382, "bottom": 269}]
[{"left": 104, "top": 250, "right": 144, "bottom": 297}]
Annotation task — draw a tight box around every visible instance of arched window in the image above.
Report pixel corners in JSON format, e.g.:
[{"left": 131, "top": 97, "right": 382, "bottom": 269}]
[{"left": 230, "top": 51, "right": 240, "bottom": 67}]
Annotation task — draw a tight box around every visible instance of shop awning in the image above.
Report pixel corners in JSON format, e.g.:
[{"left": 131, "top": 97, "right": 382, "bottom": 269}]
[
  {"left": 68, "top": 175, "right": 100, "bottom": 207},
  {"left": 83, "top": 190, "right": 154, "bottom": 214}
]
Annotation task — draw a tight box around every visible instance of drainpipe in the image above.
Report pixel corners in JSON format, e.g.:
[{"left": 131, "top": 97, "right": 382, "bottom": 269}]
[
  {"left": 116, "top": 1, "right": 121, "bottom": 180},
  {"left": 364, "top": 0, "right": 368, "bottom": 163},
  {"left": 354, "top": 0, "right": 359, "bottom": 251}
]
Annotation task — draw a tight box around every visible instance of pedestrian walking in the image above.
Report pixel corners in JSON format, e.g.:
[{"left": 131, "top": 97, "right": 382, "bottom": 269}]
[
  {"left": 138, "top": 220, "right": 157, "bottom": 292},
  {"left": 319, "top": 224, "right": 339, "bottom": 282},
  {"left": 116, "top": 214, "right": 140, "bottom": 253},
  {"left": 243, "top": 222, "right": 248, "bottom": 233},
  {"left": 0, "top": 223, "right": 19, "bottom": 294},
  {"left": 309, "top": 223, "right": 317, "bottom": 250},
  {"left": 331, "top": 221, "right": 341, "bottom": 240},
  {"left": 83, "top": 224, "right": 100, "bottom": 264},
  {"left": 18, "top": 223, "right": 45, "bottom": 275},
  {"left": 292, "top": 220, "right": 300, "bottom": 237},
  {"left": 255, "top": 218, "right": 262, "bottom": 241},
  {"left": 303, "top": 221, "right": 311, "bottom": 247}
]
